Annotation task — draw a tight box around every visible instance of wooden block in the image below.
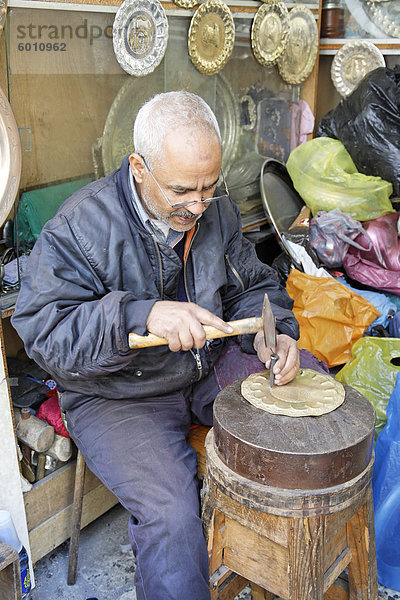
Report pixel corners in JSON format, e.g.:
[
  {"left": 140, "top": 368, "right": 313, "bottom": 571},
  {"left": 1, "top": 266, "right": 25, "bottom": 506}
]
[{"left": 0, "top": 540, "right": 22, "bottom": 600}]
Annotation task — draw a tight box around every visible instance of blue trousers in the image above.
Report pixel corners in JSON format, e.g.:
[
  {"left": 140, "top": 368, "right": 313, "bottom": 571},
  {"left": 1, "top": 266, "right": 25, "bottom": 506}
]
[{"left": 65, "top": 342, "right": 328, "bottom": 600}]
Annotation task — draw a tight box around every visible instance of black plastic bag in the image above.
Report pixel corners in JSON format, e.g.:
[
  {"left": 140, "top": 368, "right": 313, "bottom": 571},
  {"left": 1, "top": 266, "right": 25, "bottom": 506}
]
[{"left": 316, "top": 66, "right": 400, "bottom": 196}]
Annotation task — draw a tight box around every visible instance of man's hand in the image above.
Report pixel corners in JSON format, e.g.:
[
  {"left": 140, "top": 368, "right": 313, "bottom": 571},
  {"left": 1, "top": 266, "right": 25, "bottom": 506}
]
[
  {"left": 146, "top": 301, "right": 233, "bottom": 352},
  {"left": 253, "top": 331, "right": 299, "bottom": 385}
]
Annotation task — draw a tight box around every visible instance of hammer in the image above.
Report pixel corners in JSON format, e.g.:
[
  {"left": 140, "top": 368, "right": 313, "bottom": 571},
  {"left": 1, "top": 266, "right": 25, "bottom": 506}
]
[{"left": 128, "top": 295, "right": 279, "bottom": 385}]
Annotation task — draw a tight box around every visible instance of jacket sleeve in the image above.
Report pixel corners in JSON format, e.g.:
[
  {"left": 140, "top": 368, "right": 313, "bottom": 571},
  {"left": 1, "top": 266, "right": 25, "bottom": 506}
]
[
  {"left": 221, "top": 201, "right": 299, "bottom": 353},
  {"left": 11, "top": 217, "right": 156, "bottom": 382}
]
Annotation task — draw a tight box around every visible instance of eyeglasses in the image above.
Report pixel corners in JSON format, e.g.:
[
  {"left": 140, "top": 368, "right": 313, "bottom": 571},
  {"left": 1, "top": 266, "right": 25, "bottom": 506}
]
[{"left": 140, "top": 154, "right": 229, "bottom": 210}]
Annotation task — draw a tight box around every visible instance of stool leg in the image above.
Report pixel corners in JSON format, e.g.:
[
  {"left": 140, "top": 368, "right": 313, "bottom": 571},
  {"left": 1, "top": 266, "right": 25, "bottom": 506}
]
[
  {"left": 347, "top": 487, "right": 378, "bottom": 600},
  {"left": 251, "top": 582, "right": 274, "bottom": 599},
  {"left": 288, "top": 515, "right": 324, "bottom": 600},
  {"left": 67, "top": 450, "right": 86, "bottom": 585}
]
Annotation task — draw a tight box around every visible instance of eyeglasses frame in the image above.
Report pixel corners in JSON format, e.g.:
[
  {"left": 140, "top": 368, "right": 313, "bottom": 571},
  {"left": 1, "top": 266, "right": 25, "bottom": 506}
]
[{"left": 139, "top": 154, "right": 229, "bottom": 210}]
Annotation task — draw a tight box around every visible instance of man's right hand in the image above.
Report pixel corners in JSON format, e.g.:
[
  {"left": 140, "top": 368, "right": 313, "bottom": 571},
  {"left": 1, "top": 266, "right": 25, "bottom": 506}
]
[{"left": 146, "top": 301, "right": 233, "bottom": 352}]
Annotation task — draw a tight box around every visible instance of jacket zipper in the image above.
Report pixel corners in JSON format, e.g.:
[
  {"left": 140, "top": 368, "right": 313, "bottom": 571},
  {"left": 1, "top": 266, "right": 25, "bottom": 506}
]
[
  {"left": 184, "top": 224, "right": 202, "bottom": 381},
  {"left": 152, "top": 236, "right": 164, "bottom": 300},
  {"left": 225, "top": 253, "right": 245, "bottom": 292}
]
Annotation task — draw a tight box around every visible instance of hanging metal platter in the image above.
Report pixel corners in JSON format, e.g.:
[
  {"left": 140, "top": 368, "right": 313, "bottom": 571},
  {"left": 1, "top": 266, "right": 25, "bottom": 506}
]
[
  {"left": 331, "top": 40, "right": 385, "bottom": 97},
  {"left": 95, "top": 70, "right": 239, "bottom": 177},
  {"left": 113, "top": 0, "right": 169, "bottom": 77},
  {"left": 241, "top": 368, "right": 345, "bottom": 417},
  {"left": 188, "top": 0, "right": 235, "bottom": 75},
  {"left": 363, "top": 0, "right": 400, "bottom": 39},
  {"left": 174, "top": 0, "right": 198, "bottom": 8},
  {"left": 0, "top": 86, "right": 21, "bottom": 229},
  {"left": 277, "top": 6, "right": 318, "bottom": 85},
  {"left": 251, "top": 0, "right": 289, "bottom": 67}
]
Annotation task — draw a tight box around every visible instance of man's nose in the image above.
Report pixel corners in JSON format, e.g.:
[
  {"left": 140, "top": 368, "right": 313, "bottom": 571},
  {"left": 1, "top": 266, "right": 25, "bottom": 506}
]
[{"left": 188, "top": 199, "right": 207, "bottom": 215}]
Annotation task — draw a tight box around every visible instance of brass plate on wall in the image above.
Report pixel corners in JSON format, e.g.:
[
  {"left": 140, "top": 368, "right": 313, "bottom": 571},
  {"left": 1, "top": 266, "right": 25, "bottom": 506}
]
[
  {"left": 96, "top": 70, "right": 239, "bottom": 177},
  {"left": 364, "top": 0, "right": 400, "bottom": 39},
  {"left": 188, "top": 0, "right": 235, "bottom": 75},
  {"left": 113, "top": 0, "right": 169, "bottom": 77},
  {"left": 331, "top": 40, "right": 385, "bottom": 97},
  {"left": 251, "top": 0, "right": 289, "bottom": 67},
  {"left": 174, "top": 0, "right": 198, "bottom": 8},
  {"left": 277, "top": 6, "right": 318, "bottom": 85},
  {"left": 0, "top": 86, "right": 21, "bottom": 228},
  {"left": 241, "top": 368, "right": 345, "bottom": 417}
]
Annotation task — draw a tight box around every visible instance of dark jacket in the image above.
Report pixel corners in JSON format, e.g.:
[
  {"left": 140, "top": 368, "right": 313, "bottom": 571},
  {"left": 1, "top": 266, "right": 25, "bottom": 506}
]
[{"left": 11, "top": 156, "right": 299, "bottom": 410}]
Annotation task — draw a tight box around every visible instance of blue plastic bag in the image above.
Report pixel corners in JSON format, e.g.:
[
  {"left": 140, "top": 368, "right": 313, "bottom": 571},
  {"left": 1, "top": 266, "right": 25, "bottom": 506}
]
[{"left": 373, "top": 371, "right": 400, "bottom": 591}]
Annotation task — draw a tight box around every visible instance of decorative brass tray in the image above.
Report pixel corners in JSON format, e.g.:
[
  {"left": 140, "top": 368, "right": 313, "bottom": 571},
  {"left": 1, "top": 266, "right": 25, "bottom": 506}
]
[
  {"left": 251, "top": 0, "right": 289, "bottom": 67},
  {"left": 0, "top": 86, "right": 21, "bottom": 228},
  {"left": 331, "top": 40, "right": 385, "bottom": 97},
  {"left": 241, "top": 369, "right": 345, "bottom": 417},
  {"left": 94, "top": 70, "right": 239, "bottom": 177},
  {"left": 188, "top": 0, "right": 235, "bottom": 75},
  {"left": 113, "top": 0, "right": 169, "bottom": 77},
  {"left": 174, "top": 0, "right": 198, "bottom": 8},
  {"left": 277, "top": 6, "right": 318, "bottom": 85}
]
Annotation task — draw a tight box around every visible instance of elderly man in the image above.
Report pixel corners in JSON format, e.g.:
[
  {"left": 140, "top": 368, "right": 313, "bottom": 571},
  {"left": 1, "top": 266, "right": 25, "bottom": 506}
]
[{"left": 12, "top": 91, "right": 305, "bottom": 599}]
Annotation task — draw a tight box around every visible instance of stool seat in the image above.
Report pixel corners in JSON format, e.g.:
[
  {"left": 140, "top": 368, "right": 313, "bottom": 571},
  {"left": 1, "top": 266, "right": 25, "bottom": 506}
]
[{"left": 0, "top": 540, "right": 22, "bottom": 600}]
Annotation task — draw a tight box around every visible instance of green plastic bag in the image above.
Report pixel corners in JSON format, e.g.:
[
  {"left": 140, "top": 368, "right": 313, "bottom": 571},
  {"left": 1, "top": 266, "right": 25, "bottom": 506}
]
[
  {"left": 286, "top": 138, "right": 394, "bottom": 222},
  {"left": 336, "top": 337, "right": 400, "bottom": 437}
]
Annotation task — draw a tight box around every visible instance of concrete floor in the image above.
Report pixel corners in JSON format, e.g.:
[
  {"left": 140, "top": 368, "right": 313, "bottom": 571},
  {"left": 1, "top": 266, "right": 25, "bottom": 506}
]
[{"left": 30, "top": 503, "right": 399, "bottom": 600}]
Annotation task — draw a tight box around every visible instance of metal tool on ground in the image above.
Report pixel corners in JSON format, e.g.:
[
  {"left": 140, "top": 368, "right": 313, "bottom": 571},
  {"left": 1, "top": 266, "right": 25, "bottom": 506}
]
[{"left": 261, "top": 293, "right": 279, "bottom": 387}]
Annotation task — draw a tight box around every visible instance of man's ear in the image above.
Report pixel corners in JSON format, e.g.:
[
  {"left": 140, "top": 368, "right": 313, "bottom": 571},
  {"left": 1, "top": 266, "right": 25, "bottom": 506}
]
[{"left": 129, "top": 153, "right": 145, "bottom": 183}]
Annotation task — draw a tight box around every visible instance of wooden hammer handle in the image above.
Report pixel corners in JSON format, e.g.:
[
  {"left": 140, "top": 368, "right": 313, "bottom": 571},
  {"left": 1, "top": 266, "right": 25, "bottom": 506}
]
[{"left": 129, "top": 316, "right": 263, "bottom": 349}]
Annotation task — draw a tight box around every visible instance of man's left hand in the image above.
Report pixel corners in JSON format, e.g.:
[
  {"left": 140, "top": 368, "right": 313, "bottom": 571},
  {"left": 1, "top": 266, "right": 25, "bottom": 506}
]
[{"left": 253, "top": 331, "right": 299, "bottom": 385}]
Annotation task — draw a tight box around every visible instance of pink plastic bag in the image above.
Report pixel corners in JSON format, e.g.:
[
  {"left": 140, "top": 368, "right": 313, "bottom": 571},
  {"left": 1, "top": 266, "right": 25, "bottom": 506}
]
[{"left": 343, "top": 212, "right": 400, "bottom": 296}]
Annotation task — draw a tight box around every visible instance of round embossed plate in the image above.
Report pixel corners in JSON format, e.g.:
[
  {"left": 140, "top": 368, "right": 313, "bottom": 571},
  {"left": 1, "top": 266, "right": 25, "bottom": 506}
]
[
  {"left": 113, "top": 0, "right": 169, "bottom": 77},
  {"left": 331, "top": 40, "right": 385, "bottom": 97},
  {"left": 188, "top": 0, "right": 235, "bottom": 75},
  {"left": 0, "top": 86, "right": 21, "bottom": 228},
  {"left": 251, "top": 0, "right": 289, "bottom": 67},
  {"left": 277, "top": 6, "right": 318, "bottom": 85},
  {"left": 241, "top": 369, "right": 345, "bottom": 417}
]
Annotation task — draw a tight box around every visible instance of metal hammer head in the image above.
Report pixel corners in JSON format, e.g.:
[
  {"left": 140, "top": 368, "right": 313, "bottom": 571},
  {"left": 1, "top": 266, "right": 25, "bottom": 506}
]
[{"left": 262, "top": 293, "right": 277, "bottom": 352}]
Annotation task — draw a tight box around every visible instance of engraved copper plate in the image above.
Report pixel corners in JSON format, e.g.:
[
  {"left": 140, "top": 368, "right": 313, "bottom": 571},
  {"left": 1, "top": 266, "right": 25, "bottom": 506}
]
[
  {"left": 331, "top": 40, "right": 385, "bottom": 97},
  {"left": 113, "top": 0, "right": 169, "bottom": 77},
  {"left": 251, "top": 0, "right": 289, "bottom": 67},
  {"left": 0, "top": 86, "right": 21, "bottom": 228},
  {"left": 96, "top": 70, "right": 239, "bottom": 177},
  {"left": 241, "top": 368, "right": 345, "bottom": 417},
  {"left": 364, "top": 0, "right": 400, "bottom": 39},
  {"left": 188, "top": 0, "right": 235, "bottom": 75},
  {"left": 277, "top": 6, "right": 318, "bottom": 85}
]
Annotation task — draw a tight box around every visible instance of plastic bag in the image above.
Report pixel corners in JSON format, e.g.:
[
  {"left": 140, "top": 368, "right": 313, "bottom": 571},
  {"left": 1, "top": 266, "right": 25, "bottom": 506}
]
[
  {"left": 373, "top": 372, "right": 400, "bottom": 590},
  {"left": 286, "top": 269, "right": 380, "bottom": 367},
  {"left": 286, "top": 137, "right": 394, "bottom": 222},
  {"left": 309, "top": 209, "right": 370, "bottom": 267},
  {"left": 316, "top": 66, "right": 400, "bottom": 196},
  {"left": 336, "top": 337, "right": 400, "bottom": 437},
  {"left": 343, "top": 212, "right": 400, "bottom": 296}
]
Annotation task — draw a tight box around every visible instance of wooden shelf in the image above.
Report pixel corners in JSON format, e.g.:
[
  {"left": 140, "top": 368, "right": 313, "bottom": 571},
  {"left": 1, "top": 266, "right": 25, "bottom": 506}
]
[{"left": 320, "top": 39, "right": 400, "bottom": 55}]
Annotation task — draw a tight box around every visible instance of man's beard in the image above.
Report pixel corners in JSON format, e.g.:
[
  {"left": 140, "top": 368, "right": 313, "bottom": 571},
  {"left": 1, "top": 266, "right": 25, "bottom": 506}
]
[{"left": 141, "top": 185, "right": 202, "bottom": 231}]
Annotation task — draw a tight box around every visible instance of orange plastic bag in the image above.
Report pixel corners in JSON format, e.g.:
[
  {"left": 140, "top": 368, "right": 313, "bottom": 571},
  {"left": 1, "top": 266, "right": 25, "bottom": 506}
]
[{"left": 286, "top": 269, "right": 380, "bottom": 367}]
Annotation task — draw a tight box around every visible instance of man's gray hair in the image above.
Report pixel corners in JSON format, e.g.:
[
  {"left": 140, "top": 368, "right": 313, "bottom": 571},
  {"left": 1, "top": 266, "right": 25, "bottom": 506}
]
[{"left": 133, "top": 90, "right": 221, "bottom": 169}]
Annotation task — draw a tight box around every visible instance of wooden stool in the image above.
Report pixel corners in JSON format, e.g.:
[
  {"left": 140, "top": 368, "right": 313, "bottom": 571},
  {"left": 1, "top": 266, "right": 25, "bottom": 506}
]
[
  {"left": 0, "top": 540, "right": 22, "bottom": 600},
  {"left": 202, "top": 380, "right": 378, "bottom": 600}
]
